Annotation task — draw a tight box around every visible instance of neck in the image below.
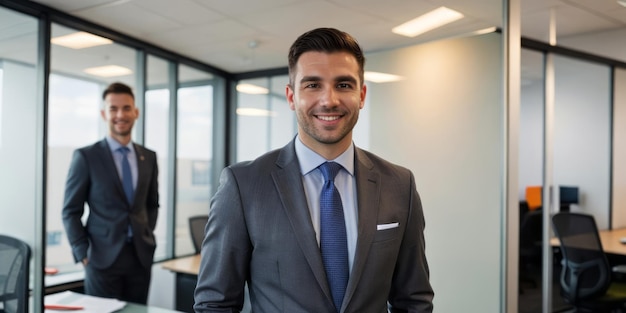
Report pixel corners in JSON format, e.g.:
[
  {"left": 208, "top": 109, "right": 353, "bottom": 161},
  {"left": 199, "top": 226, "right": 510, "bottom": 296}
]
[{"left": 111, "top": 134, "right": 131, "bottom": 146}]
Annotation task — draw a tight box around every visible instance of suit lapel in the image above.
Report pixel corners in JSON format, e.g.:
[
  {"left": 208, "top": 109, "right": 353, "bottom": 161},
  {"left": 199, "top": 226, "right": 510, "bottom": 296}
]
[
  {"left": 271, "top": 141, "right": 335, "bottom": 305},
  {"left": 342, "top": 149, "right": 380, "bottom": 311}
]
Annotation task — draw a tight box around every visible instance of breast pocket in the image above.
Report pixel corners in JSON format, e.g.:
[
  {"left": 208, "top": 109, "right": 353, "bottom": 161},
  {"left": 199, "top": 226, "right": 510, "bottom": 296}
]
[{"left": 372, "top": 224, "right": 400, "bottom": 243}]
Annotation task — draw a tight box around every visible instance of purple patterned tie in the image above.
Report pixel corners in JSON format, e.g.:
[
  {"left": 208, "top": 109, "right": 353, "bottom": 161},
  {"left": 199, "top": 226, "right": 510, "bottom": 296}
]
[{"left": 319, "top": 161, "right": 348, "bottom": 312}]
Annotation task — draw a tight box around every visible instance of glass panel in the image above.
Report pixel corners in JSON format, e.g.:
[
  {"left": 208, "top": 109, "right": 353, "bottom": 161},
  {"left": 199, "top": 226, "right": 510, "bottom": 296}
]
[
  {"left": 176, "top": 64, "right": 213, "bottom": 256},
  {"left": 0, "top": 4, "right": 39, "bottom": 297},
  {"left": 554, "top": 54, "right": 611, "bottom": 226},
  {"left": 236, "top": 75, "right": 295, "bottom": 162},
  {"left": 145, "top": 55, "right": 171, "bottom": 261},
  {"left": 46, "top": 23, "right": 137, "bottom": 281}
]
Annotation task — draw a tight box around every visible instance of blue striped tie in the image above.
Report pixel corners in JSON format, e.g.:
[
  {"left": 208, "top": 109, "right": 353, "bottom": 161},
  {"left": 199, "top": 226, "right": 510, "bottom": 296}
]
[{"left": 319, "top": 161, "right": 348, "bottom": 312}]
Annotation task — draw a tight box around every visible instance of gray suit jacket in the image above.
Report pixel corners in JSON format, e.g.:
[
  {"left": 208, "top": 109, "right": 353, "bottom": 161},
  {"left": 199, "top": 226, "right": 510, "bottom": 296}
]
[
  {"left": 62, "top": 139, "right": 159, "bottom": 269},
  {"left": 194, "top": 140, "right": 433, "bottom": 313}
]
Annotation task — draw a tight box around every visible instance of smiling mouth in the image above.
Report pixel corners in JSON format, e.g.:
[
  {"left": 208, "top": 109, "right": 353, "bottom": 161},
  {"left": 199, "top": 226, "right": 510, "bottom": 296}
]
[{"left": 317, "top": 115, "right": 341, "bottom": 121}]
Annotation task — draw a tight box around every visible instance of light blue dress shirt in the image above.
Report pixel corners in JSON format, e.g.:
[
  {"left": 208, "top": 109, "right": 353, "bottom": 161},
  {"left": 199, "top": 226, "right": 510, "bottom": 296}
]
[
  {"left": 106, "top": 136, "right": 138, "bottom": 190},
  {"left": 295, "top": 137, "right": 358, "bottom": 273}
]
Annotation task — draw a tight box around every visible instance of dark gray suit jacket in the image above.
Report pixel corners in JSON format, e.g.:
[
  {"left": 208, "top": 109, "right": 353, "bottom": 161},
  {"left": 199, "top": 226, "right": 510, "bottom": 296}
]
[
  {"left": 194, "top": 140, "right": 433, "bottom": 313},
  {"left": 62, "top": 139, "right": 159, "bottom": 269}
]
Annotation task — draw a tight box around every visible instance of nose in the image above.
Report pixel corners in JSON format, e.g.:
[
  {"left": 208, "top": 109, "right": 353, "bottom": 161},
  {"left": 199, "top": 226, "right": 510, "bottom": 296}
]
[{"left": 320, "top": 87, "right": 339, "bottom": 107}]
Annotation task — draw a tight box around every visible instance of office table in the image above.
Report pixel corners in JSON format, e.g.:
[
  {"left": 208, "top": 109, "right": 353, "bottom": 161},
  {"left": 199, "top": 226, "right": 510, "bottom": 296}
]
[
  {"left": 551, "top": 227, "right": 626, "bottom": 256},
  {"left": 160, "top": 255, "right": 200, "bottom": 313},
  {"left": 160, "top": 254, "right": 250, "bottom": 313}
]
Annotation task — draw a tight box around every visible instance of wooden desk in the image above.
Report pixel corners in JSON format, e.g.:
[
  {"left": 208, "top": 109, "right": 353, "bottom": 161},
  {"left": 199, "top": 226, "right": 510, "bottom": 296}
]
[
  {"left": 551, "top": 228, "right": 626, "bottom": 255},
  {"left": 161, "top": 254, "right": 201, "bottom": 275},
  {"left": 160, "top": 254, "right": 250, "bottom": 313},
  {"left": 160, "top": 255, "right": 200, "bottom": 313}
]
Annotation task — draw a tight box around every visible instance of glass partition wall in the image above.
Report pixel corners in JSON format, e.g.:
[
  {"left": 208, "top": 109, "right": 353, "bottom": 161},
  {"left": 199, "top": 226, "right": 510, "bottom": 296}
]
[{"left": 519, "top": 40, "right": 620, "bottom": 313}]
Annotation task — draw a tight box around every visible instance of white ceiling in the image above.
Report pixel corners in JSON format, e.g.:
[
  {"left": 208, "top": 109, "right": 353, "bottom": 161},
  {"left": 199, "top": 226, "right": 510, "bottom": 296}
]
[{"left": 17, "top": 0, "right": 626, "bottom": 74}]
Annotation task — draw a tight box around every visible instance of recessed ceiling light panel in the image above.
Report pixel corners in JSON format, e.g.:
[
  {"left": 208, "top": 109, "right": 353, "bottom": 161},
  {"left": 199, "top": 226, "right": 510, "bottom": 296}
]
[
  {"left": 84, "top": 65, "right": 132, "bottom": 77},
  {"left": 392, "top": 7, "right": 464, "bottom": 38},
  {"left": 51, "top": 31, "right": 113, "bottom": 49}
]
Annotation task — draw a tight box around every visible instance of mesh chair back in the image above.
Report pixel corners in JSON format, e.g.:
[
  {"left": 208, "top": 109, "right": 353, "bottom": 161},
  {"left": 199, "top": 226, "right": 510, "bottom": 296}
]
[
  {"left": 0, "top": 235, "right": 31, "bottom": 313},
  {"left": 189, "top": 215, "right": 209, "bottom": 254},
  {"left": 552, "top": 212, "right": 610, "bottom": 303}
]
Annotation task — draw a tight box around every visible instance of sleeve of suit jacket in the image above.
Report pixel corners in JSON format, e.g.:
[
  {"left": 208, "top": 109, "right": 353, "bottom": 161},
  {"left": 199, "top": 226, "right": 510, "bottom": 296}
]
[
  {"left": 194, "top": 166, "right": 251, "bottom": 312},
  {"left": 62, "top": 149, "right": 91, "bottom": 263}
]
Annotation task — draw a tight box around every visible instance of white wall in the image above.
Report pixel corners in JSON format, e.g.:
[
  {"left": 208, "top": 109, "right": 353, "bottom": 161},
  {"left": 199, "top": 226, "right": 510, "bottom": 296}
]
[{"left": 364, "top": 33, "right": 504, "bottom": 313}]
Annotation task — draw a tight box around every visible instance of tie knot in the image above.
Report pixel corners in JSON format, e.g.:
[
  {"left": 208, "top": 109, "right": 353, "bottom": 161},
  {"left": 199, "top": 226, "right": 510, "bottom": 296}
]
[
  {"left": 118, "top": 146, "right": 130, "bottom": 155},
  {"left": 319, "top": 162, "right": 342, "bottom": 182}
]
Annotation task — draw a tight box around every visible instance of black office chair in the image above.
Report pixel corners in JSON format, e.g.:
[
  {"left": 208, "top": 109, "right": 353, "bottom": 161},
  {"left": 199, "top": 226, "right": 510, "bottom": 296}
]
[
  {"left": 0, "top": 235, "right": 31, "bottom": 313},
  {"left": 189, "top": 215, "right": 209, "bottom": 254},
  {"left": 519, "top": 209, "right": 543, "bottom": 290},
  {"left": 552, "top": 212, "right": 626, "bottom": 312}
]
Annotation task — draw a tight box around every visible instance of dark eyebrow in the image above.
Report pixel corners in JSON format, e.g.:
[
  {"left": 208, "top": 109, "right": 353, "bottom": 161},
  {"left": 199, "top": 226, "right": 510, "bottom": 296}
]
[
  {"left": 299, "top": 76, "right": 321, "bottom": 84},
  {"left": 335, "top": 75, "right": 358, "bottom": 85},
  {"left": 299, "top": 75, "right": 358, "bottom": 85}
]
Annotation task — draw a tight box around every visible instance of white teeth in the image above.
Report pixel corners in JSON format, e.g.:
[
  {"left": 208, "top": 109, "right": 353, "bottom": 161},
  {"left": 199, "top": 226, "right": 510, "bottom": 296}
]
[{"left": 318, "top": 115, "right": 339, "bottom": 121}]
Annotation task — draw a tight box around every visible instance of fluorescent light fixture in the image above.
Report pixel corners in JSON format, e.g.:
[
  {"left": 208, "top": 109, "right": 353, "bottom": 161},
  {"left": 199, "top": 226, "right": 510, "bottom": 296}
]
[
  {"left": 364, "top": 71, "right": 404, "bottom": 83},
  {"left": 472, "top": 27, "right": 497, "bottom": 36},
  {"left": 51, "top": 31, "right": 113, "bottom": 49},
  {"left": 236, "top": 83, "right": 269, "bottom": 94},
  {"left": 392, "top": 7, "right": 464, "bottom": 38},
  {"left": 236, "top": 108, "right": 276, "bottom": 117},
  {"left": 84, "top": 65, "right": 132, "bottom": 77}
]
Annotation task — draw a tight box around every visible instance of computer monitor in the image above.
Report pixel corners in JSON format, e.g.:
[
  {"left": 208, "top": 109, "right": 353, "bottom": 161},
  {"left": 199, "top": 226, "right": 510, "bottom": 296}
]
[{"left": 559, "top": 186, "right": 579, "bottom": 211}]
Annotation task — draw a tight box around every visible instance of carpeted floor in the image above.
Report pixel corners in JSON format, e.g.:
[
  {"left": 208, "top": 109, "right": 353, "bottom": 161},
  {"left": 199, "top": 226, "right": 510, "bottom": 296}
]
[{"left": 518, "top": 262, "right": 573, "bottom": 313}]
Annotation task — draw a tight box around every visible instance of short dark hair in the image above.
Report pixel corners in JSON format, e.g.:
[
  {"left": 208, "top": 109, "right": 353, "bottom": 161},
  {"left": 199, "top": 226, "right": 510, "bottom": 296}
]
[
  {"left": 102, "top": 82, "right": 134, "bottom": 100},
  {"left": 288, "top": 27, "right": 365, "bottom": 86}
]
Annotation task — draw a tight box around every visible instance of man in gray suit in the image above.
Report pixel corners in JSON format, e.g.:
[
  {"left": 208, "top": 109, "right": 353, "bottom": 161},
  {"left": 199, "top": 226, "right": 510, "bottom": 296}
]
[
  {"left": 194, "top": 28, "right": 433, "bottom": 312},
  {"left": 62, "top": 82, "right": 159, "bottom": 304}
]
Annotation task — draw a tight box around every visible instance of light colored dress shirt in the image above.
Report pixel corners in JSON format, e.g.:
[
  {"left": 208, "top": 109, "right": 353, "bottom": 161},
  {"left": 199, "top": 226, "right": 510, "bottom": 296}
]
[{"left": 295, "top": 137, "right": 358, "bottom": 273}]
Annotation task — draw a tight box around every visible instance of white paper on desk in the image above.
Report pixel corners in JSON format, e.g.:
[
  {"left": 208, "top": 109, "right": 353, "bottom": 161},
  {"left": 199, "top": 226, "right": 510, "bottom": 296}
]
[{"left": 45, "top": 290, "right": 126, "bottom": 313}]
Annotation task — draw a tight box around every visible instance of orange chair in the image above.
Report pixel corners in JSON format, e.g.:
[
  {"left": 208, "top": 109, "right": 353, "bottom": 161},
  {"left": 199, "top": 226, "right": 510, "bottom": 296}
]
[{"left": 526, "top": 186, "right": 542, "bottom": 211}]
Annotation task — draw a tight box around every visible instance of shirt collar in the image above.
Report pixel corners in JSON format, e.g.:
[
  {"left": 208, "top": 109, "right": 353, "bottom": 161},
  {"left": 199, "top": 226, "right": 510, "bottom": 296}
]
[
  {"left": 294, "top": 136, "right": 354, "bottom": 177},
  {"left": 105, "top": 136, "right": 134, "bottom": 153}
]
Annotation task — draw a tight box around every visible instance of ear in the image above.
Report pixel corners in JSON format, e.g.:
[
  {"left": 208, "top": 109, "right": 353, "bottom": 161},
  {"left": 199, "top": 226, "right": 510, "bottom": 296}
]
[
  {"left": 286, "top": 84, "right": 296, "bottom": 111},
  {"left": 359, "top": 84, "right": 367, "bottom": 109},
  {"left": 100, "top": 109, "right": 106, "bottom": 120}
]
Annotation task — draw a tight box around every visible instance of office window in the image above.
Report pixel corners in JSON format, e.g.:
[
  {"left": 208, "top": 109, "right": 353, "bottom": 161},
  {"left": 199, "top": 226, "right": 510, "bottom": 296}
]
[
  {"left": 236, "top": 75, "right": 295, "bottom": 162},
  {"left": 0, "top": 6, "right": 39, "bottom": 292},
  {"left": 46, "top": 23, "right": 137, "bottom": 275},
  {"left": 145, "top": 55, "right": 172, "bottom": 260},
  {"left": 175, "top": 64, "right": 214, "bottom": 256}
]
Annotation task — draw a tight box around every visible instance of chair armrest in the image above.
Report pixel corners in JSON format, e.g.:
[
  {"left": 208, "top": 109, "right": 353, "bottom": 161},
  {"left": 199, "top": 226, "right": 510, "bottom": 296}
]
[{"left": 613, "top": 265, "right": 626, "bottom": 274}]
